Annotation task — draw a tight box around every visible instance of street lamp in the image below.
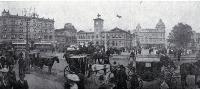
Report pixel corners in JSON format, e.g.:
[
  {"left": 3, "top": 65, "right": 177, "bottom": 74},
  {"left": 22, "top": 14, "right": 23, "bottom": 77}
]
[{"left": 25, "top": 18, "right": 31, "bottom": 73}]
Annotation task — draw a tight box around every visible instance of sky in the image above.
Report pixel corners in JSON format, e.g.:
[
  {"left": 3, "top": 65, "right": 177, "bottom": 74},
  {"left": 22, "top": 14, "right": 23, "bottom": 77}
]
[{"left": 0, "top": 1, "right": 200, "bottom": 35}]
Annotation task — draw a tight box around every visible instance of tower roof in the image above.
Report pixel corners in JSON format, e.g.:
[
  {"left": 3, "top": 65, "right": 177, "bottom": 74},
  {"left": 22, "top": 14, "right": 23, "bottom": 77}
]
[
  {"left": 156, "top": 19, "right": 165, "bottom": 28},
  {"left": 93, "top": 13, "right": 104, "bottom": 21},
  {"left": 136, "top": 24, "right": 141, "bottom": 29}
]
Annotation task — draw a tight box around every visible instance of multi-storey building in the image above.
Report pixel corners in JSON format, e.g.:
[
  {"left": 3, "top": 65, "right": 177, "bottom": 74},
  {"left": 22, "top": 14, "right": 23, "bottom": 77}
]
[
  {"left": 55, "top": 23, "right": 77, "bottom": 51},
  {"left": 134, "top": 19, "right": 165, "bottom": 48},
  {"left": 77, "top": 15, "right": 133, "bottom": 50},
  {"left": 0, "top": 9, "right": 54, "bottom": 51}
]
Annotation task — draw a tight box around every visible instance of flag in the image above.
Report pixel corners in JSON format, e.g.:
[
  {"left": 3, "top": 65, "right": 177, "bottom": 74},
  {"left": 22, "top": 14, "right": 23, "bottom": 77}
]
[{"left": 116, "top": 14, "right": 122, "bottom": 18}]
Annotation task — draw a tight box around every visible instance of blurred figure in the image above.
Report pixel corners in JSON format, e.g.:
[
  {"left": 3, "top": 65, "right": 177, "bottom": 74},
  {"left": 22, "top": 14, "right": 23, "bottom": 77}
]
[
  {"left": 196, "top": 50, "right": 200, "bottom": 60},
  {"left": 7, "top": 65, "right": 17, "bottom": 89},
  {"left": 177, "top": 49, "right": 182, "bottom": 61},
  {"left": 16, "top": 74, "right": 29, "bottom": 89},
  {"left": 18, "top": 52, "right": 25, "bottom": 75},
  {"left": 64, "top": 74, "right": 79, "bottom": 89},
  {"left": 115, "top": 65, "right": 128, "bottom": 89},
  {"left": 160, "top": 80, "right": 169, "bottom": 89},
  {"left": 0, "top": 68, "right": 11, "bottom": 89},
  {"left": 129, "top": 70, "right": 139, "bottom": 89}
]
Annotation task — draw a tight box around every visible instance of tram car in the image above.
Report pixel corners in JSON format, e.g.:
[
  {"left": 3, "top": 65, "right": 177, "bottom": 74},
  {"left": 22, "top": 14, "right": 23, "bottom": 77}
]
[{"left": 136, "top": 55, "right": 162, "bottom": 81}]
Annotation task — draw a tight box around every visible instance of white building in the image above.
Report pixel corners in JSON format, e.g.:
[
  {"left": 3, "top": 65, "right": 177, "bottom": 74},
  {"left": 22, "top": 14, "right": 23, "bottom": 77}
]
[{"left": 134, "top": 19, "right": 166, "bottom": 48}]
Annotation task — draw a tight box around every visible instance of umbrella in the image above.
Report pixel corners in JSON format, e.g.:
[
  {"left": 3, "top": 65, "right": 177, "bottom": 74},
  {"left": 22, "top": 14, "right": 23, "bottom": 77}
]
[{"left": 67, "top": 74, "right": 80, "bottom": 82}]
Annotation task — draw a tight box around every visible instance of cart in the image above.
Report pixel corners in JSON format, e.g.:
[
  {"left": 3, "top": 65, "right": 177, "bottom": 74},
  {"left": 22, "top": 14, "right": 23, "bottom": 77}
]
[
  {"left": 136, "top": 55, "right": 162, "bottom": 81},
  {"left": 64, "top": 55, "right": 90, "bottom": 77}
]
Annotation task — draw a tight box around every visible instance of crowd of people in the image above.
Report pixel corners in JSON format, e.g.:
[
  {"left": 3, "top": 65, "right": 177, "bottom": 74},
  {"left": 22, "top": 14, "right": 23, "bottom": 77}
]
[{"left": 0, "top": 49, "right": 29, "bottom": 89}]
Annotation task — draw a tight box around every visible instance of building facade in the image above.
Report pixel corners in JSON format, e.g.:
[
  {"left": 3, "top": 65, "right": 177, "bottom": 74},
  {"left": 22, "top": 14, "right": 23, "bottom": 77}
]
[
  {"left": 55, "top": 23, "right": 77, "bottom": 51},
  {"left": 0, "top": 9, "right": 54, "bottom": 50},
  {"left": 134, "top": 19, "right": 165, "bottom": 48},
  {"left": 77, "top": 15, "right": 133, "bottom": 49}
]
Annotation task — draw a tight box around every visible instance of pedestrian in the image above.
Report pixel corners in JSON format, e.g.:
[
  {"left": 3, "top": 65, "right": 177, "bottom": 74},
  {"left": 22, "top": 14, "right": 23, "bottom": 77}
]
[
  {"left": 177, "top": 49, "right": 182, "bottom": 61},
  {"left": 0, "top": 68, "right": 11, "bottom": 89},
  {"left": 129, "top": 72, "right": 139, "bottom": 89},
  {"left": 130, "top": 51, "right": 135, "bottom": 60},
  {"left": 63, "top": 51, "right": 70, "bottom": 64},
  {"left": 115, "top": 65, "right": 128, "bottom": 89},
  {"left": 7, "top": 65, "right": 17, "bottom": 89},
  {"left": 6, "top": 52, "right": 15, "bottom": 70},
  {"left": 196, "top": 50, "right": 200, "bottom": 60},
  {"left": 65, "top": 74, "right": 79, "bottom": 89},
  {"left": 160, "top": 80, "right": 169, "bottom": 89},
  {"left": 16, "top": 74, "right": 29, "bottom": 89},
  {"left": 18, "top": 52, "right": 25, "bottom": 75}
]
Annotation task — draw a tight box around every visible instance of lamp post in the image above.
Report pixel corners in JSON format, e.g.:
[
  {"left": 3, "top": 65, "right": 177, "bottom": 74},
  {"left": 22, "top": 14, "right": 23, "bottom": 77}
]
[{"left": 25, "top": 18, "right": 31, "bottom": 73}]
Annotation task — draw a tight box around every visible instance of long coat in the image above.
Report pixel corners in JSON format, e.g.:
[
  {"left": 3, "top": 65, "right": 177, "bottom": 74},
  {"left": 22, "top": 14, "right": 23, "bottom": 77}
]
[{"left": 16, "top": 80, "right": 29, "bottom": 89}]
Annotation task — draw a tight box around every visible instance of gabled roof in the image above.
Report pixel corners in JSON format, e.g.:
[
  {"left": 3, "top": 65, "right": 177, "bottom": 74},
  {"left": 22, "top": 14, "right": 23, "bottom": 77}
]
[
  {"left": 109, "top": 27, "right": 130, "bottom": 34},
  {"left": 78, "top": 30, "right": 85, "bottom": 33}
]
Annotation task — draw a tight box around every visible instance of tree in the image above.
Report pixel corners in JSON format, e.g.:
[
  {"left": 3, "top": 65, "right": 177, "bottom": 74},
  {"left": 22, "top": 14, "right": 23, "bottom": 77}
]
[{"left": 168, "top": 23, "right": 193, "bottom": 48}]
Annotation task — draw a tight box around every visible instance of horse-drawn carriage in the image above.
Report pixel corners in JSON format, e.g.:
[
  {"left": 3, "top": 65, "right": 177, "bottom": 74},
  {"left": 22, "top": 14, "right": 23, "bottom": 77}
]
[
  {"left": 64, "top": 55, "right": 90, "bottom": 77},
  {"left": 63, "top": 54, "right": 115, "bottom": 86},
  {"left": 135, "top": 55, "right": 162, "bottom": 81}
]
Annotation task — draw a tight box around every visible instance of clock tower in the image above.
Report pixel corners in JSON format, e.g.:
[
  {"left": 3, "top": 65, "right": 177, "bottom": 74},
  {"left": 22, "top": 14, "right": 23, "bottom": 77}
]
[
  {"left": 94, "top": 13, "right": 104, "bottom": 34},
  {"left": 93, "top": 14, "right": 104, "bottom": 45}
]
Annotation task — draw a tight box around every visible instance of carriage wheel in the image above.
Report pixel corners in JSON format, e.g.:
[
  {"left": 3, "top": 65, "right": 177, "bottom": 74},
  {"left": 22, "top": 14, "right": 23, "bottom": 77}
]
[
  {"left": 106, "top": 72, "right": 115, "bottom": 84},
  {"left": 64, "top": 65, "right": 71, "bottom": 78}
]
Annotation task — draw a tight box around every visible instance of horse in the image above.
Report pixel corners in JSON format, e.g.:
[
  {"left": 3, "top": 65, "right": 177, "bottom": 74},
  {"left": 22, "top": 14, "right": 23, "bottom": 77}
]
[
  {"left": 32, "top": 56, "right": 60, "bottom": 74},
  {"left": 180, "top": 61, "right": 200, "bottom": 88}
]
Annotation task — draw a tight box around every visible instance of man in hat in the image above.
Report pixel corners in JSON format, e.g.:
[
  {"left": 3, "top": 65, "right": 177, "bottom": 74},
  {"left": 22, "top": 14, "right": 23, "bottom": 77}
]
[
  {"left": 115, "top": 65, "right": 128, "bottom": 89},
  {"left": 0, "top": 68, "right": 11, "bottom": 89},
  {"left": 16, "top": 74, "right": 29, "bottom": 89},
  {"left": 18, "top": 52, "right": 25, "bottom": 75},
  {"left": 130, "top": 68, "right": 139, "bottom": 89},
  {"left": 7, "top": 65, "right": 17, "bottom": 89},
  {"left": 65, "top": 74, "right": 79, "bottom": 89}
]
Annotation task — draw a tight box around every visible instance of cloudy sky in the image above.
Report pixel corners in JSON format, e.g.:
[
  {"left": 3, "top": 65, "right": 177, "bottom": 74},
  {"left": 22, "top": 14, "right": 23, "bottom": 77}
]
[{"left": 0, "top": 1, "right": 200, "bottom": 35}]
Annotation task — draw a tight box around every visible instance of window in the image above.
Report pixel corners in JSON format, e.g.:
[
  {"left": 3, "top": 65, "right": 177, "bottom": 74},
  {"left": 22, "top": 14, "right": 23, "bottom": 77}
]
[
  {"left": 19, "top": 34, "right": 23, "bottom": 39},
  {"left": 49, "top": 35, "right": 52, "bottom": 40},
  {"left": 2, "top": 35, "right": 6, "bottom": 39},
  {"left": 44, "top": 35, "right": 48, "bottom": 39},
  {"left": 11, "top": 34, "right": 16, "bottom": 39},
  {"left": 3, "top": 28, "right": 7, "bottom": 31}
]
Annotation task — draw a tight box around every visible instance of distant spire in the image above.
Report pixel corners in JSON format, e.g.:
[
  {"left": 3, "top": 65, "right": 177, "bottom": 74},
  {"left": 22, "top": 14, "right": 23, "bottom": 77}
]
[
  {"left": 136, "top": 24, "right": 141, "bottom": 30},
  {"left": 156, "top": 19, "right": 165, "bottom": 29},
  {"left": 3, "top": 9, "right": 6, "bottom": 12},
  {"left": 116, "top": 14, "right": 122, "bottom": 18},
  {"left": 97, "top": 13, "right": 101, "bottom": 18}
]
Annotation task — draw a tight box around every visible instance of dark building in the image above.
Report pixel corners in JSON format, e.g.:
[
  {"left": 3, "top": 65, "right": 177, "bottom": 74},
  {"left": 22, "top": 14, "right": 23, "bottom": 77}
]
[
  {"left": 0, "top": 9, "right": 54, "bottom": 51},
  {"left": 55, "top": 23, "right": 77, "bottom": 51}
]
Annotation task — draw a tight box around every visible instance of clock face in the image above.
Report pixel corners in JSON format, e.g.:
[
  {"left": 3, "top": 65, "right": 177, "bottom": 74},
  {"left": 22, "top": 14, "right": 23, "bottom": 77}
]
[{"left": 95, "top": 22, "right": 98, "bottom": 25}]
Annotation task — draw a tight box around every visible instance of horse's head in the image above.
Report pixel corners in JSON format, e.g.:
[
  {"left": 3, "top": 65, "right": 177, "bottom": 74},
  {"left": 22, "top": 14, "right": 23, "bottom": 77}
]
[{"left": 53, "top": 56, "right": 59, "bottom": 63}]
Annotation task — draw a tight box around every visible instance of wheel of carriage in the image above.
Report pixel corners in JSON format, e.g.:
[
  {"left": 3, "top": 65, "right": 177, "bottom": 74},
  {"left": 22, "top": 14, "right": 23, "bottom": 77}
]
[
  {"left": 106, "top": 72, "right": 115, "bottom": 84},
  {"left": 64, "top": 65, "right": 72, "bottom": 78}
]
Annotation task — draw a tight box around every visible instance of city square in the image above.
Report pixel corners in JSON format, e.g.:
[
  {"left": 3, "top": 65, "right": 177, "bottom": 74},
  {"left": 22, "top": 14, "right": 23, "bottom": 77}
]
[{"left": 0, "top": 1, "right": 199, "bottom": 89}]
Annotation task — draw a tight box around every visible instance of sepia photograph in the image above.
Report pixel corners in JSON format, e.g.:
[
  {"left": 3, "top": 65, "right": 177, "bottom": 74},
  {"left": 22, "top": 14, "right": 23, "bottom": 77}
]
[{"left": 0, "top": 0, "right": 199, "bottom": 89}]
